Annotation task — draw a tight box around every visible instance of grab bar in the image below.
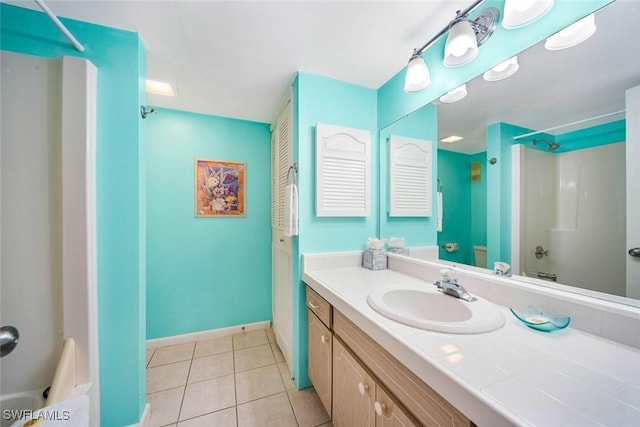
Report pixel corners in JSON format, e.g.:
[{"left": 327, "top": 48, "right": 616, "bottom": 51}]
[{"left": 537, "top": 272, "right": 557, "bottom": 282}]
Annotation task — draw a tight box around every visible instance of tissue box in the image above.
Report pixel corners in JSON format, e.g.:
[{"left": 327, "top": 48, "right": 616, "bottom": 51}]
[
  {"left": 388, "top": 247, "right": 410, "bottom": 256},
  {"left": 363, "top": 249, "right": 387, "bottom": 270}
]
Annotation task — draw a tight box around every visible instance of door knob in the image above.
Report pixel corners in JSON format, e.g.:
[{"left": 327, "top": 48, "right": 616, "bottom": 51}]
[{"left": 629, "top": 248, "right": 640, "bottom": 258}]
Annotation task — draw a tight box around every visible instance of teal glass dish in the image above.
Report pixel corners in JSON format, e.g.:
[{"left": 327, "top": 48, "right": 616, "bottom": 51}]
[{"left": 510, "top": 306, "right": 570, "bottom": 332}]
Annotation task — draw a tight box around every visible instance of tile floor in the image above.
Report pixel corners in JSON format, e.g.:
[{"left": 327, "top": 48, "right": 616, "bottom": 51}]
[{"left": 146, "top": 328, "right": 332, "bottom": 427}]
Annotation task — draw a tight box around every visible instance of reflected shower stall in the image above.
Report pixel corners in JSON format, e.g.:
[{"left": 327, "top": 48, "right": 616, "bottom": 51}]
[{"left": 516, "top": 140, "right": 626, "bottom": 296}]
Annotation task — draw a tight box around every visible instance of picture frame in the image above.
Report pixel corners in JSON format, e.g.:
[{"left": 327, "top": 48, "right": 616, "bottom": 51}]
[{"left": 195, "top": 159, "right": 246, "bottom": 217}]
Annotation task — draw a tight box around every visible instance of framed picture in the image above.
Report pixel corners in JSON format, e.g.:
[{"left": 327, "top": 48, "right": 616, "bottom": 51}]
[{"left": 195, "top": 159, "right": 246, "bottom": 217}]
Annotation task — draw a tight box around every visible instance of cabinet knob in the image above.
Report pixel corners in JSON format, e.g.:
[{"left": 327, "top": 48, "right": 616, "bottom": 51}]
[
  {"left": 357, "top": 382, "right": 369, "bottom": 396},
  {"left": 320, "top": 334, "right": 327, "bottom": 344},
  {"left": 374, "top": 401, "right": 387, "bottom": 416}
]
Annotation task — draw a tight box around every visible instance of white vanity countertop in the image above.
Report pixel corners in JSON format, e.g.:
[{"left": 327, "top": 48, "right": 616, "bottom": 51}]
[{"left": 302, "top": 263, "right": 640, "bottom": 427}]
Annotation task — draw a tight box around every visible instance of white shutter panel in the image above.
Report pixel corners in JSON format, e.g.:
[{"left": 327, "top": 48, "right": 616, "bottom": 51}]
[
  {"left": 316, "top": 123, "right": 371, "bottom": 217},
  {"left": 271, "top": 97, "right": 292, "bottom": 231},
  {"left": 271, "top": 130, "right": 277, "bottom": 228},
  {"left": 389, "top": 136, "right": 432, "bottom": 217},
  {"left": 277, "top": 110, "right": 290, "bottom": 229}
]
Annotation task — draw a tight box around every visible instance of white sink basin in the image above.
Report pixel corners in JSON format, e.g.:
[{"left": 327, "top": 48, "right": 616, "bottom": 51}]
[{"left": 367, "top": 284, "right": 505, "bottom": 334}]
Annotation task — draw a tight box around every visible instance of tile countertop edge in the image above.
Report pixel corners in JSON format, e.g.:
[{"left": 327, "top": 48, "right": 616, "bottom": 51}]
[{"left": 301, "top": 269, "right": 521, "bottom": 427}]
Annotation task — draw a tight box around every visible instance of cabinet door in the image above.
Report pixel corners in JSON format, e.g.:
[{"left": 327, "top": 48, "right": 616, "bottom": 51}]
[
  {"left": 375, "top": 386, "right": 418, "bottom": 427},
  {"left": 308, "top": 309, "right": 332, "bottom": 415},
  {"left": 333, "top": 338, "right": 375, "bottom": 427}
]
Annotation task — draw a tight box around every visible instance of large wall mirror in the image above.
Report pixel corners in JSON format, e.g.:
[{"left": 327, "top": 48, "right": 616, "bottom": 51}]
[{"left": 379, "top": 0, "right": 640, "bottom": 306}]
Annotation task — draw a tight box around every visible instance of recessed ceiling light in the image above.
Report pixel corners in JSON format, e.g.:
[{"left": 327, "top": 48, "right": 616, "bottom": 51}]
[
  {"left": 146, "top": 79, "right": 176, "bottom": 97},
  {"left": 440, "top": 135, "right": 464, "bottom": 143}
]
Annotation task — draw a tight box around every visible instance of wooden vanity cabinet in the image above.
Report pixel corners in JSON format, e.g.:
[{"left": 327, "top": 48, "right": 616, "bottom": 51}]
[
  {"left": 333, "top": 337, "right": 418, "bottom": 427},
  {"left": 306, "top": 287, "right": 333, "bottom": 415},
  {"left": 305, "top": 285, "right": 472, "bottom": 427}
]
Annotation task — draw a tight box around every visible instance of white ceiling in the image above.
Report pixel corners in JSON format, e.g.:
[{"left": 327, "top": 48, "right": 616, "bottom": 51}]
[
  {"left": 6, "top": 1, "right": 638, "bottom": 143},
  {"left": 4, "top": 0, "right": 472, "bottom": 123}
]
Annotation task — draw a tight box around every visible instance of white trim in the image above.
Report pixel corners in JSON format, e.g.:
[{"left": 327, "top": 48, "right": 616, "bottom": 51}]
[
  {"left": 124, "top": 403, "right": 151, "bottom": 427},
  {"left": 510, "top": 144, "right": 522, "bottom": 276},
  {"left": 146, "top": 321, "right": 271, "bottom": 349},
  {"left": 61, "top": 55, "right": 99, "bottom": 427}
]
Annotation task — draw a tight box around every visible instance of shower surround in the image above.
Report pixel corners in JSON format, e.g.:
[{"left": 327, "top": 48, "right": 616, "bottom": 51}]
[{"left": 519, "top": 142, "right": 626, "bottom": 295}]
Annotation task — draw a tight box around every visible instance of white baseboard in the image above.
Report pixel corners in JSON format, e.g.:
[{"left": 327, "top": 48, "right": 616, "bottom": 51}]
[
  {"left": 125, "top": 403, "right": 150, "bottom": 427},
  {"left": 146, "top": 320, "right": 271, "bottom": 349}
]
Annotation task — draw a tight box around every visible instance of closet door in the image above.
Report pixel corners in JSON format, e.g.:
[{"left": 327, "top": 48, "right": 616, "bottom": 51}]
[{"left": 271, "top": 93, "right": 293, "bottom": 375}]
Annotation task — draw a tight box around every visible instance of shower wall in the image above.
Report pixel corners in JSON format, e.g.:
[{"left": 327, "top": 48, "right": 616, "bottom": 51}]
[
  {"left": 522, "top": 143, "right": 626, "bottom": 295},
  {"left": 1, "top": 52, "right": 63, "bottom": 394}
]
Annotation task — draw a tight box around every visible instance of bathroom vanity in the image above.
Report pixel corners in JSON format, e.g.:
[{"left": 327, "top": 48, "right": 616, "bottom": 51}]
[{"left": 303, "top": 252, "right": 640, "bottom": 426}]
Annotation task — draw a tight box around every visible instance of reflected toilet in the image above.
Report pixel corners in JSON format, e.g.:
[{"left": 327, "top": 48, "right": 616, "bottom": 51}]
[{"left": 473, "top": 245, "right": 487, "bottom": 268}]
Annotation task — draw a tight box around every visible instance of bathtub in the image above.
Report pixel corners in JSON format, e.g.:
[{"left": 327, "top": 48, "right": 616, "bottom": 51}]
[
  {"left": 0, "top": 391, "right": 45, "bottom": 427},
  {"left": 1, "top": 338, "right": 90, "bottom": 427}
]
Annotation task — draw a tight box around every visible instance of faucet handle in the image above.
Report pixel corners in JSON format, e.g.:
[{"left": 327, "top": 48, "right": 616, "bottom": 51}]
[
  {"left": 440, "top": 268, "right": 454, "bottom": 282},
  {"left": 493, "top": 262, "right": 511, "bottom": 276}
]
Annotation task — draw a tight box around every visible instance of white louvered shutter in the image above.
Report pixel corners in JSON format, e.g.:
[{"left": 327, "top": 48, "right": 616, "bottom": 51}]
[
  {"left": 316, "top": 123, "right": 371, "bottom": 217},
  {"left": 271, "top": 99, "right": 292, "bottom": 230},
  {"left": 389, "top": 136, "right": 432, "bottom": 217}
]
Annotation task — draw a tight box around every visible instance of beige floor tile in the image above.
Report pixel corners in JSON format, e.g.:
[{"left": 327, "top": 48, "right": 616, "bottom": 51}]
[
  {"left": 146, "top": 348, "right": 155, "bottom": 368},
  {"left": 147, "top": 360, "right": 191, "bottom": 393},
  {"left": 277, "top": 362, "right": 296, "bottom": 390},
  {"left": 188, "top": 352, "right": 234, "bottom": 384},
  {"left": 266, "top": 327, "right": 276, "bottom": 343},
  {"left": 233, "top": 329, "right": 269, "bottom": 350},
  {"left": 270, "top": 342, "right": 285, "bottom": 363},
  {"left": 288, "top": 388, "right": 331, "bottom": 427},
  {"left": 149, "top": 343, "right": 195, "bottom": 367},
  {"left": 237, "top": 392, "right": 297, "bottom": 427},
  {"left": 234, "top": 344, "right": 275, "bottom": 372},
  {"left": 194, "top": 336, "right": 233, "bottom": 359},
  {"left": 146, "top": 387, "right": 184, "bottom": 427},
  {"left": 177, "top": 407, "right": 236, "bottom": 427},
  {"left": 179, "top": 374, "right": 236, "bottom": 421},
  {"left": 236, "top": 364, "right": 285, "bottom": 404}
]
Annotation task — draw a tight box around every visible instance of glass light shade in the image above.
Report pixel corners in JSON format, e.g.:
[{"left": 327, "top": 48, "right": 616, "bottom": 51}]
[
  {"left": 444, "top": 20, "right": 479, "bottom": 67},
  {"left": 404, "top": 56, "right": 431, "bottom": 92},
  {"left": 545, "top": 14, "right": 596, "bottom": 51},
  {"left": 483, "top": 56, "right": 520, "bottom": 81},
  {"left": 502, "top": 0, "right": 555, "bottom": 29},
  {"left": 439, "top": 84, "right": 468, "bottom": 103}
]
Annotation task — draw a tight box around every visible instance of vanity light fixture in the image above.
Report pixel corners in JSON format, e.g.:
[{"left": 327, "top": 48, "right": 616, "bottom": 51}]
[
  {"left": 403, "top": 0, "right": 500, "bottom": 92},
  {"left": 440, "top": 135, "right": 464, "bottom": 144},
  {"left": 483, "top": 56, "right": 519, "bottom": 81},
  {"left": 439, "top": 84, "right": 468, "bottom": 103},
  {"left": 545, "top": 14, "right": 596, "bottom": 51},
  {"left": 146, "top": 79, "right": 177, "bottom": 97},
  {"left": 404, "top": 54, "right": 431, "bottom": 93},
  {"left": 502, "top": 0, "right": 555, "bottom": 29},
  {"left": 443, "top": 7, "right": 500, "bottom": 68}
]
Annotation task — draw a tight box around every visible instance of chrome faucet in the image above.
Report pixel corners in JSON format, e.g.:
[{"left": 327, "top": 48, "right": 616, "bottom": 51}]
[{"left": 434, "top": 269, "right": 477, "bottom": 302}]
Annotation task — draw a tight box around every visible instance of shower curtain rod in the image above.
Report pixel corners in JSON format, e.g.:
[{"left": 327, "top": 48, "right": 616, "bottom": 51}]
[
  {"left": 34, "top": 0, "right": 85, "bottom": 52},
  {"left": 512, "top": 109, "right": 626, "bottom": 140}
]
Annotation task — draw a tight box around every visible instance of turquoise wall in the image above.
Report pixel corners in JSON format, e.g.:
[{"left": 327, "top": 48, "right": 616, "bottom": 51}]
[
  {"left": 555, "top": 119, "right": 626, "bottom": 152},
  {"left": 487, "top": 122, "right": 531, "bottom": 268},
  {"left": 379, "top": 105, "right": 438, "bottom": 245},
  {"left": 437, "top": 150, "right": 487, "bottom": 265},
  {"left": 1, "top": 4, "right": 147, "bottom": 425},
  {"left": 377, "top": 0, "right": 614, "bottom": 129},
  {"left": 146, "top": 108, "right": 272, "bottom": 339},
  {"left": 294, "top": 72, "right": 378, "bottom": 388}
]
